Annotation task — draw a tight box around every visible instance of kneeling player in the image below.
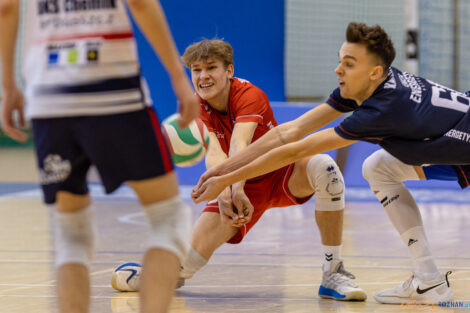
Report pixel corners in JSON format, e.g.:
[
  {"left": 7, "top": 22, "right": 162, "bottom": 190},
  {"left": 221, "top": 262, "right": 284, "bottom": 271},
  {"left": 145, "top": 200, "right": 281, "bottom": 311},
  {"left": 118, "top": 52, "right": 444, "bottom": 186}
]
[{"left": 112, "top": 39, "right": 366, "bottom": 301}]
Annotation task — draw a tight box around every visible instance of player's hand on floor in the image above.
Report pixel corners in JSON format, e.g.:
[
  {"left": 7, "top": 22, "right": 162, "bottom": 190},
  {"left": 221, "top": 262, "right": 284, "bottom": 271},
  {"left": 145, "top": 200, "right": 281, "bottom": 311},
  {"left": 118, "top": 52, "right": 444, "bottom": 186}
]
[
  {"left": 1, "top": 85, "right": 27, "bottom": 142},
  {"left": 231, "top": 189, "right": 254, "bottom": 226}
]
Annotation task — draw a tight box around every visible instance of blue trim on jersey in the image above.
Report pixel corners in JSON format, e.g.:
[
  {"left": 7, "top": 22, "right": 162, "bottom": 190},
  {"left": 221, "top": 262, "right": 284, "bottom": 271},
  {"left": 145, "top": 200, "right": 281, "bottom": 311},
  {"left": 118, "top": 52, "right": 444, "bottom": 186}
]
[
  {"left": 423, "top": 165, "right": 458, "bottom": 181},
  {"left": 318, "top": 285, "right": 346, "bottom": 299}
]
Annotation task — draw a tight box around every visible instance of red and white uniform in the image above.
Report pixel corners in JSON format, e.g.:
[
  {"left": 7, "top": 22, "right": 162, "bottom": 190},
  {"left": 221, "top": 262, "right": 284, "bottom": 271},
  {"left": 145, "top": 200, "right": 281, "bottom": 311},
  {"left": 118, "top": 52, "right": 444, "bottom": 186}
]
[
  {"left": 200, "top": 78, "right": 312, "bottom": 243},
  {"left": 23, "top": 0, "right": 151, "bottom": 118}
]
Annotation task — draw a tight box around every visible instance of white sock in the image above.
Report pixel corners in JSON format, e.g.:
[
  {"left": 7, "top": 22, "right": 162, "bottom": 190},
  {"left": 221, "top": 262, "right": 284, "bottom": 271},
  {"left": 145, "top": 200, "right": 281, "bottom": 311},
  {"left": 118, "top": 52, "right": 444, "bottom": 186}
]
[
  {"left": 179, "top": 247, "right": 207, "bottom": 280},
  {"left": 363, "top": 150, "right": 441, "bottom": 281},
  {"left": 322, "top": 245, "right": 342, "bottom": 272},
  {"left": 401, "top": 226, "right": 440, "bottom": 281}
]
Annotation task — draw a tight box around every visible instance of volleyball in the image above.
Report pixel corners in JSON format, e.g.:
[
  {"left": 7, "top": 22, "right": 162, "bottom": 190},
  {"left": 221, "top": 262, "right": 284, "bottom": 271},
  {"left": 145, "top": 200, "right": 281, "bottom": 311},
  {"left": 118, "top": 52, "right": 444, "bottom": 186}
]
[
  {"left": 161, "top": 113, "right": 210, "bottom": 167},
  {"left": 111, "top": 262, "right": 141, "bottom": 292}
]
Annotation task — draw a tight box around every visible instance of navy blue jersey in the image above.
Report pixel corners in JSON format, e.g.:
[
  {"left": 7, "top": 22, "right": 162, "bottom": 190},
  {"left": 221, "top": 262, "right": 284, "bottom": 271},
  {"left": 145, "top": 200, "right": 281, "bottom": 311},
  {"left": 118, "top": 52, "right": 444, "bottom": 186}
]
[{"left": 327, "top": 67, "right": 470, "bottom": 188}]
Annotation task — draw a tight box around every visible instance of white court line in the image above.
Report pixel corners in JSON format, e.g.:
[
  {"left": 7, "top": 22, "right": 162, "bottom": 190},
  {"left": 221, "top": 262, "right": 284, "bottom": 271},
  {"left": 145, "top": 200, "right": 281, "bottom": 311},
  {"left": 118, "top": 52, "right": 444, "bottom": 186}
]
[
  {"left": 0, "top": 259, "right": 131, "bottom": 264},
  {"left": 117, "top": 212, "right": 146, "bottom": 226},
  {"left": 0, "top": 293, "right": 469, "bottom": 303},
  {"left": 0, "top": 268, "right": 114, "bottom": 294},
  {"left": 1, "top": 259, "right": 470, "bottom": 270},
  {"left": 1, "top": 277, "right": 470, "bottom": 290}
]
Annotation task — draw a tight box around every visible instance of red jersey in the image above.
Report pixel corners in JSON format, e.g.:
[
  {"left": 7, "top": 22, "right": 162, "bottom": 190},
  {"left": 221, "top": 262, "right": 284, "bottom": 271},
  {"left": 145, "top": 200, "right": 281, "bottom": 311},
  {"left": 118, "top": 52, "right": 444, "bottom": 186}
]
[
  {"left": 200, "top": 78, "right": 314, "bottom": 244},
  {"left": 199, "top": 78, "right": 277, "bottom": 155}
]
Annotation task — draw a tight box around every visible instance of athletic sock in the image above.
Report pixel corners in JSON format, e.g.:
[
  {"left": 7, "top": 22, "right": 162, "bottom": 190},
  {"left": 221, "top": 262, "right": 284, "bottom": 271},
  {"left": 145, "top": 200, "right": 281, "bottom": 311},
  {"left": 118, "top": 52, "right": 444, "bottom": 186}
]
[
  {"left": 179, "top": 247, "right": 207, "bottom": 280},
  {"left": 322, "top": 245, "right": 342, "bottom": 272},
  {"left": 400, "top": 226, "right": 440, "bottom": 281}
]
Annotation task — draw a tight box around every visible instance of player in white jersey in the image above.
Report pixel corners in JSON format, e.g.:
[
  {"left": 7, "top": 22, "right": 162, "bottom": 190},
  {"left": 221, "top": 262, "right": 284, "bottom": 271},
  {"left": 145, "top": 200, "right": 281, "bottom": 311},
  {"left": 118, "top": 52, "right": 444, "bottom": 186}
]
[{"left": 0, "top": 1, "right": 199, "bottom": 313}]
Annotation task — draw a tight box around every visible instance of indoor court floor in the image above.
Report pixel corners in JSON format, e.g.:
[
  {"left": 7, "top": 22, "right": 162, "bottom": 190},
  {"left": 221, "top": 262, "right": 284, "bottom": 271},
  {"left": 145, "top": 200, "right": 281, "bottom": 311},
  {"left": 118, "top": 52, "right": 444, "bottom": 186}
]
[{"left": 0, "top": 148, "right": 469, "bottom": 313}]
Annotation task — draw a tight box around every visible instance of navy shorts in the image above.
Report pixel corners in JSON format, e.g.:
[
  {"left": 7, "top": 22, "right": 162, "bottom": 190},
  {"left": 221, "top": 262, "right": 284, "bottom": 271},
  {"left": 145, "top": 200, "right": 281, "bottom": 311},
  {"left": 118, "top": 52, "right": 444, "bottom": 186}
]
[
  {"left": 32, "top": 108, "right": 174, "bottom": 204},
  {"left": 423, "top": 165, "right": 457, "bottom": 181},
  {"left": 423, "top": 164, "right": 470, "bottom": 188}
]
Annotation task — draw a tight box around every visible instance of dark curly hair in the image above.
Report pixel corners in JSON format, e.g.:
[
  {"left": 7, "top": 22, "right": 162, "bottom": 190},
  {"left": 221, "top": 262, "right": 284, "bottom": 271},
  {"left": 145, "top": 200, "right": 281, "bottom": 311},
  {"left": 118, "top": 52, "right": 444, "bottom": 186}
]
[{"left": 346, "top": 22, "right": 396, "bottom": 73}]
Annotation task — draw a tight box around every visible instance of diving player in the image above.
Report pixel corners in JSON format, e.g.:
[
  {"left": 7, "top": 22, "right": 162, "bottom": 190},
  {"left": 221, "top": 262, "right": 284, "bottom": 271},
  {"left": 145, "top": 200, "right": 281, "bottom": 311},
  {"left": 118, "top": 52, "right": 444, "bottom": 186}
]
[{"left": 192, "top": 22, "right": 469, "bottom": 304}]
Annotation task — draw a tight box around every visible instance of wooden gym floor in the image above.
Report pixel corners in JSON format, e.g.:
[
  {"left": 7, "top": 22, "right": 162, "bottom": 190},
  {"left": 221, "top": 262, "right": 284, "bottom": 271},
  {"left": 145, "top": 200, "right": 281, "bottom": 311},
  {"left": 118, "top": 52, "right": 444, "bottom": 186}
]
[{"left": 0, "top": 148, "right": 469, "bottom": 313}]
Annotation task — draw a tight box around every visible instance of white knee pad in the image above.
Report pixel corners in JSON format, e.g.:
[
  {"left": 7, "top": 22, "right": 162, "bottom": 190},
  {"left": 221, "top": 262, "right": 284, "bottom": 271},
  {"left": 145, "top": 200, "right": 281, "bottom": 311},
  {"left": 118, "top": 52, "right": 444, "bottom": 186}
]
[
  {"left": 362, "top": 149, "right": 419, "bottom": 191},
  {"left": 144, "top": 196, "right": 191, "bottom": 263},
  {"left": 307, "top": 154, "right": 345, "bottom": 211},
  {"left": 54, "top": 205, "right": 96, "bottom": 267}
]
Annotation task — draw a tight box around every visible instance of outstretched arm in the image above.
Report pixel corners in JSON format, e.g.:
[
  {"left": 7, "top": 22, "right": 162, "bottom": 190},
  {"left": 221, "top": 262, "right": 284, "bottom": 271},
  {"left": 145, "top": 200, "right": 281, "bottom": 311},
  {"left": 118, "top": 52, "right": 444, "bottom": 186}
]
[
  {"left": 192, "top": 128, "right": 356, "bottom": 203},
  {"left": 195, "top": 103, "right": 342, "bottom": 186},
  {"left": 125, "top": 0, "right": 199, "bottom": 127}
]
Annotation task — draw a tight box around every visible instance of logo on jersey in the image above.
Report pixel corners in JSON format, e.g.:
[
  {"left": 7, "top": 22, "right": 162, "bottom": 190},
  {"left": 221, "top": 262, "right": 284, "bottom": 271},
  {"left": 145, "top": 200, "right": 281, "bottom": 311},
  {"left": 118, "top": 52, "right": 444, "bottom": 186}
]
[
  {"left": 444, "top": 129, "right": 470, "bottom": 143},
  {"left": 398, "top": 71, "right": 426, "bottom": 104},
  {"left": 68, "top": 49, "right": 78, "bottom": 64},
  {"left": 39, "top": 154, "right": 72, "bottom": 184},
  {"left": 38, "top": 0, "right": 117, "bottom": 15},
  {"left": 48, "top": 51, "right": 59, "bottom": 65},
  {"left": 87, "top": 49, "right": 99, "bottom": 62},
  {"left": 38, "top": 0, "right": 60, "bottom": 14}
]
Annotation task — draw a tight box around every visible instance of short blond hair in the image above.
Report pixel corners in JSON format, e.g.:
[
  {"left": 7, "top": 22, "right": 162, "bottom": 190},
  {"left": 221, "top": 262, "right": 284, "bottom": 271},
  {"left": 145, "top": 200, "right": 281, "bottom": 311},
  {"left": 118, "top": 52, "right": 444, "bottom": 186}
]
[{"left": 182, "top": 39, "right": 233, "bottom": 68}]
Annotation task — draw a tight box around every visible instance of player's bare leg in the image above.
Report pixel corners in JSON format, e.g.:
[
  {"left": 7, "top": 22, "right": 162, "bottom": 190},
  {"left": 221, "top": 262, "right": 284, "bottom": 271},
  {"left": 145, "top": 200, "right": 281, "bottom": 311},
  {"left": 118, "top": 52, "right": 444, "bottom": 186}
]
[
  {"left": 55, "top": 192, "right": 92, "bottom": 313},
  {"left": 191, "top": 212, "right": 239, "bottom": 260},
  {"left": 129, "top": 172, "right": 191, "bottom": 313},
  {"left": 288, "top": 154, "right": 366, "bottom": 301}
]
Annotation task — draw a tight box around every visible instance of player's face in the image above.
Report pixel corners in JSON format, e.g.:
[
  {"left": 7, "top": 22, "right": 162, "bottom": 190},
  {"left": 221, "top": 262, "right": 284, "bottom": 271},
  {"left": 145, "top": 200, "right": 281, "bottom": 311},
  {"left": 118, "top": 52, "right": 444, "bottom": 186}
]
[
  {"left": 335, "top": 42, "right": 383, "bottom": 104},
  {"left": 190, "top": 58, "right": 234, "bottom": 104}
]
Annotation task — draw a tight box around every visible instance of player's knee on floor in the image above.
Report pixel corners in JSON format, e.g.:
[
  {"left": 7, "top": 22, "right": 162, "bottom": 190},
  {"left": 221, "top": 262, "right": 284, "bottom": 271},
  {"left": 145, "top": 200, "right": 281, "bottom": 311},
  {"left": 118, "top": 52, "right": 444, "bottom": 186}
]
[
  {"left": 362, "top": 149, "right": 419, "bottom": 191},
  {"left": 55, "top": 205, "right": 96, "bottom": 267},
  {"left": 144, "top": 196, "right": 191, "bottom": 263},
  {"left": 307, "top": 154, "right": 344, "bottom": 211}
]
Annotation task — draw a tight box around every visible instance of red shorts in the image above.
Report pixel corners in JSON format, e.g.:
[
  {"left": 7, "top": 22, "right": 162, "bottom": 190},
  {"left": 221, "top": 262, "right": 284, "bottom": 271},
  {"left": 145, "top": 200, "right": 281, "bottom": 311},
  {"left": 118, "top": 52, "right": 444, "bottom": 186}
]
[{"left": 202, "top": 163, "right": 313, "bottom": 244}]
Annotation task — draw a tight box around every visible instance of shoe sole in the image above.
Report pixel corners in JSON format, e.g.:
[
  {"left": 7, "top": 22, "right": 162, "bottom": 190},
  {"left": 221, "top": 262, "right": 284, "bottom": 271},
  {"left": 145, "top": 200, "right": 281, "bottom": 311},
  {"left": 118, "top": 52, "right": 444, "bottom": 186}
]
[
  {"left": 374, "top": 291, "right": 454, "bottom": 305},
  {"left": 319, "top": 286, "right": 367, "bottom": 301}
]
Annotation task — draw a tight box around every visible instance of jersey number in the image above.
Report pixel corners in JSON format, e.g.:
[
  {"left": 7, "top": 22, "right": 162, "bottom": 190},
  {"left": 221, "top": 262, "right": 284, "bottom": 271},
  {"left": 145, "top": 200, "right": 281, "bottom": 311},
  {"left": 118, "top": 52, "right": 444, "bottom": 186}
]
[{"left": 430, "top": 82, "right": 469, "bottom": 113}]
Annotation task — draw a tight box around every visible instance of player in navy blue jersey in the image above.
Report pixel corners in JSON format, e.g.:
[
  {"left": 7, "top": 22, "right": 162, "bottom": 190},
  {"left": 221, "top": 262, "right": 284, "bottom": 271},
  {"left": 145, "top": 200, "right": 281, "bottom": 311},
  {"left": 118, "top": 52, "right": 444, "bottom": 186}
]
[{"left": 191, "top": 22, "right": 469, "bottom": 304}]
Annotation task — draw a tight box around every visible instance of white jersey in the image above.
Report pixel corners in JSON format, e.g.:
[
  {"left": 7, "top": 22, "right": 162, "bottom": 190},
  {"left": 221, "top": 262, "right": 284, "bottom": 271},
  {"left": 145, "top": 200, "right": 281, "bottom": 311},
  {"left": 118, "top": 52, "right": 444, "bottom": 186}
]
[{"left": 23, "top": 0, "right": 152, "bottom": 118}]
